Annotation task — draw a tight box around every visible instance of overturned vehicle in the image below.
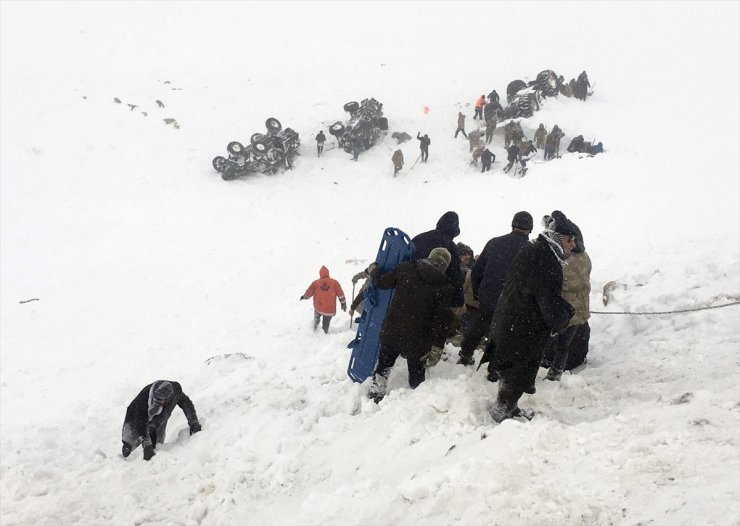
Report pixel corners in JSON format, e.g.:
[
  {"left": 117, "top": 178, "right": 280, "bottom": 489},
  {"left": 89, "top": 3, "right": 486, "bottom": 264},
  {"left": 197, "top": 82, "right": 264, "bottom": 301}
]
[
  {"left": 328, "top": 98, "right": 388, "bottom": 154},
  {"left": 212, "top": 118, "right": 300, "bottom": 180}
]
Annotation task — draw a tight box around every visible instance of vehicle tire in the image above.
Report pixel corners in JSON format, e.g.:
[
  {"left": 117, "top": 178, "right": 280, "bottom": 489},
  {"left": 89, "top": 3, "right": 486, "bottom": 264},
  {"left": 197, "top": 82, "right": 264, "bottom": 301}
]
[
  {"left": 506, "top": 80, "right": 527, "bottom": 103},
  {"left": 251, "top": 133, "right": 267, "bottom": 147},
  {"left": 226, "top": 141, "right": 245, "bottom": 156},
  {"left": 378, "top": 117, "right": 388, "bottom": 131},
  {"left": 212, "top": 156, "right": 228, "bottom": 172},
  {"left": 265, "top": 118, "right": 282, "bottom": 133},
  {"left": 343, "top": 101, "right": 359, "bottom": 114},
  {"left": 253, "top": 141, "right": 269, "bottom": 155},
  {"left": 329, "top": 122, "right": 345, "bottom": 136}
]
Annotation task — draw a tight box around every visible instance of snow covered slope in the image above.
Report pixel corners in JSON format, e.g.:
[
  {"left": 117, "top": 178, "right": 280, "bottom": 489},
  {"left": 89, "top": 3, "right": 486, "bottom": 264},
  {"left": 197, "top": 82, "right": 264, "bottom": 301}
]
[{"left": 1, "top": 2, "right": 738, "bottom": 525}]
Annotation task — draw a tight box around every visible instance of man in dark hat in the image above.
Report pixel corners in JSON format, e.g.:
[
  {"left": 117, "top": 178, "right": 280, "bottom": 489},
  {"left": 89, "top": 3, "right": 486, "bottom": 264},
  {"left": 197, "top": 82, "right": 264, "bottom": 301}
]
[
  {"left": 366, "top": 247, "right": 454, "bottom": 402},
  {"left": 121, "top": 380, "right": 201, "bottom": 461},
  {"left": 457, "top": 212, "right": 533, "bottom": 367},
  {"left": 488, "top": 211, "right": 577, "bottom": 422},
  {"left": 411, "top": 211, "right": 464, "bottom": 309}
]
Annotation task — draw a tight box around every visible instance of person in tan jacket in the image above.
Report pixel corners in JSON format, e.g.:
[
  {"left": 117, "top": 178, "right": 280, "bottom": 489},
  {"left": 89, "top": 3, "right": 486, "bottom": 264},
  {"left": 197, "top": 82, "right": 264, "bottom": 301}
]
[
  {"left": 534, "top": 123, "right": 548, "bottom": 149},
  {"left": 544, "top": 223, "right": 592, "bottom": 380},
  {"left": 454, "top": 112, "right": 468, "bottom": 138}
]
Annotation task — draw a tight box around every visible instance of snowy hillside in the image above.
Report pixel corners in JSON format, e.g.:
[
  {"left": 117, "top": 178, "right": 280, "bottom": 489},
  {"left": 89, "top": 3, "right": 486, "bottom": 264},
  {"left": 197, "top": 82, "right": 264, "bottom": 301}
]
[{"left": 1, "top": 2, "right": 739, "bottom": 525}]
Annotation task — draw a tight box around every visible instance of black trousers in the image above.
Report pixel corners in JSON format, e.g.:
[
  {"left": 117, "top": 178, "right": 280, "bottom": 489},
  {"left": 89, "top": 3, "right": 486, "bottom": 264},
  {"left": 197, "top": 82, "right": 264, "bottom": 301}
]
[
  {"left": 317, "top": 144, "right": 324, "bottom": 156},
  {"left": 374, "top": 342, "right": 426, "bottom": 389},
  {"left": 313, "top": 312, "right": 332, "bottom": 333},
  {"left": 474, "top": 107, "right": 483, "bottom": 119},
  {"left": 455, "top": 127, "right": 468, "bottom": 138},
  {"left": 459, "top": 306, "right": 493, "bottom": 361},
  {"left": 420, "top": 148, "right": 429, "bottom": 162}
]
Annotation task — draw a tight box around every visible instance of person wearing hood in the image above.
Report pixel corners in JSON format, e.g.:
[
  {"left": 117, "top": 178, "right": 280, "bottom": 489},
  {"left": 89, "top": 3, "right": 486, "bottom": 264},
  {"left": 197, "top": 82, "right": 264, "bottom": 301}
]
[
  {"left": 416, "top": 132, "right": 431, "bottom": 163},
  {"left": 481, "top": 148, "right": 495, "bottom": 172},
  {"left": 458, "top": 212, "right": 533, "bottom": 367},
  {"left": 366, "top": 248, "right": 454, "bottom": 403},
  {"left": 411, "top": 211, "right": 465, "bottom": 309},
  {"left": 488, "top": 211, "right": 577, "bottom": 422},
  {"left": 454, "top": 112, "right": 468, "bottom": 139},
  {"left": 121, "top": 380, "right": 201, "bottom": 461},
  {"left": 534, "top": 123, "right": 548, "bottom": 150},
  {"left": 301, "top": 266, "right": 347, "bottom": 334},
  {"left": 541, "top": 221, "right": 592, "bottom": 379}
]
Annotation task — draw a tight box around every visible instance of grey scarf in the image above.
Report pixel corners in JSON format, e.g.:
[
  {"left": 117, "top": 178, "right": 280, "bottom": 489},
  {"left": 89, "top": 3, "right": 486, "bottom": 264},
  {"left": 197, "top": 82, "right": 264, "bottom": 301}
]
[{"left": 147, "top": 381, "right": 167, "bottom": 421}]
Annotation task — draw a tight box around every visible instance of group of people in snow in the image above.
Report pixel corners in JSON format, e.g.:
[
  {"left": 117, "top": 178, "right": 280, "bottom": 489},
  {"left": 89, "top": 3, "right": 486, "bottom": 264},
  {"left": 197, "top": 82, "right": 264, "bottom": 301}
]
[{"left": 298, "top": 210, "right": 592, "bottom": 423}]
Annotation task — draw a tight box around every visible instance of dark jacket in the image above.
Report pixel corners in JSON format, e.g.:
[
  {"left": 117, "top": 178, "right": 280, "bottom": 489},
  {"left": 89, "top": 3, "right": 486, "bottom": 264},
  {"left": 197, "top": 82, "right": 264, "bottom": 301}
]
[
  {"left": 370, "top": 260, "right": 453, "bottom": 350},
  {"left": 315, "top": 132, "right": 326, "bottom": 144},
  {"left": 481, "top": 149, "right": 495, "bottom": 164},
  {"left": 417, "top": 133, "right": 431, "bottom": 150},
  {"left": 506, "top": 145, "right": 520, "bottom": 162},
  {"left": 490, "top": 235, "right": 575, "bottom": 391},
  {"left": 483, "top": 102, "right": 498, "bottom": 121},
  {"left": 411, "top": 211, "right": 464, "bottom": 307},
  {"left": 472, "top": 230, "right": 529, "bottom": 313},
  {"left": 121, "top": 381, "right": 199, "bottom": 450}
]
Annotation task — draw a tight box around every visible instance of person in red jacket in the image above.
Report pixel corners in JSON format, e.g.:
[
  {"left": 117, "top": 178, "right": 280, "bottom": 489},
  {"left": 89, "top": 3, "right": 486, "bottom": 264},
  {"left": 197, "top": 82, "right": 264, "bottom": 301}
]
[
  {"left": 300, "top": 266, "right": 347, "bottom": 333},
  {"left": 474, "top": 95, "right": 486, "bottom": 120}
]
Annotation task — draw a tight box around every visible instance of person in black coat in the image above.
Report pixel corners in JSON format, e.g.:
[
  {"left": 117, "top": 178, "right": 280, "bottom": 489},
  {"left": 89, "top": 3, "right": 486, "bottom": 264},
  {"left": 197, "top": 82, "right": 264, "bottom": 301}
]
[
  {"left": 457, "top": 212, "right": 533, "bottom": 366},
  {"left": 315, "top": 131, "right": 326, "bottom": 157},
  {"left": 488, "top": 90, "right": 500, "bottom": 104},
  {"left": 502, "top": 144, "right": 520, "bottom": 173},
  {"left": 481, "top": 148, "right": 495, "bottom": 172},
  {"left": 416, "top": 132, "right": 430, "bottom": 163},
  {"left": 489, "top": 211, "right": 577, "bottom": 422},
  {"left": 411, "top": 211, "right": 464, "bottom": 308},
  {"left": 121, "top": 380, "right": 201, "bottom": 461},
  {"left": 367, "top": 248, "right": 454, "bottom": 403}
]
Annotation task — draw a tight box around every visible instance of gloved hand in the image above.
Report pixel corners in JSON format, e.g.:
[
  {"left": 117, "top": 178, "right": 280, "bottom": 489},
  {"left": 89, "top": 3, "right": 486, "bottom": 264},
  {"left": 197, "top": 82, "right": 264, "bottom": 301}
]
[
  {"left": 121, "top": 441, "right": 132, "bottom": 458},
  {"left": 348, "top": 309, "right": 354, "bottom": 317},
  {"left": 299, "top": 295, "right": 306, "bottom": 301},
  {"left": 340, "top": 303, "right": 347, "bottom": 312},
  {"left": 366, "top": 262, "right": 379, "bottom": 274},
  {"left": 189, "top": 422, "right": 202, "bottom": 435},
  {"left": 143, "top": 445, "right": 155, "bottom": 461},
  {"left": 422, "top": 346, "right": 444, "bottom": 368}
]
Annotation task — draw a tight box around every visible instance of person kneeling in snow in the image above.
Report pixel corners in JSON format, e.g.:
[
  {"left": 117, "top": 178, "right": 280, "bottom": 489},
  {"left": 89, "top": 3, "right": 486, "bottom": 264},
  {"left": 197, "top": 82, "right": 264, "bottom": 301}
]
[
  {"left": 121, "top": 380, "right": 201, "bottom": 461},
  {"left": 300, "top": 266, "right": 346, "bottom": 334},
  {"left": 367, "top": 247, "right": 454, "bottom": 403}
]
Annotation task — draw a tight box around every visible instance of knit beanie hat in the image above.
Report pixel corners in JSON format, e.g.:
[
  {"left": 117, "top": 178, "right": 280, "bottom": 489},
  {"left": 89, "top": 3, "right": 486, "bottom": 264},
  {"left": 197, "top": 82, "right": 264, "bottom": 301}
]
[
  {"left": 153, "top": 381, "right": 174, "bottom": 402},
  {"left": 428, "top": 247, "right": 452, "bottom": 269},
  {"left": 544, "top": 210, "right": 578, "bottom": 236},
  {"left": 511, "top": 211, "right": 534, "bottom": 231}
]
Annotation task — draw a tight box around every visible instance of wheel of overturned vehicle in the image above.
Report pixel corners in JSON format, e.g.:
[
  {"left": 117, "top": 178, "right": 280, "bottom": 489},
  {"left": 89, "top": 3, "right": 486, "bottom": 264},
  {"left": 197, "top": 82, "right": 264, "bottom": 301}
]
[
  {"left": 253, "top": 141, "right": 269, "bottom": 154},
  {"left": 265, "top": 118, "right": 282, "bottom": 133},
  {"left": 250, "top": 133, "right": 267, "bottom": 147},
  {"left": 329, "top": 122, "right": 345, "bottom": 136},
  {"left": 221, "top": 164, "right": 241, "bottom": 181},
  {"left": 343, "top": 101, "right": 359, "bottom": 114},
  {"left": 212, "top": 156, "right": 228, "bottom": 173},
  {"left": 506, "top": 80, "right": 527, "bottom": 103},
  {"left": 226, "top": 141, "right": 245, "bottom": 156}
]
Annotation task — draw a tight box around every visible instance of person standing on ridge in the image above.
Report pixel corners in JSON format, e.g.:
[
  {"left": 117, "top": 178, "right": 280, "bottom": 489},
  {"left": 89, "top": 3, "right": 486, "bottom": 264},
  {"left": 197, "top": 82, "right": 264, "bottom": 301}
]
[
  {"left": 417, "top": 132, "right": 431, "bottom": 163},
  {"left": 315, "top": 130, "right": 326, "bottom": 157}
]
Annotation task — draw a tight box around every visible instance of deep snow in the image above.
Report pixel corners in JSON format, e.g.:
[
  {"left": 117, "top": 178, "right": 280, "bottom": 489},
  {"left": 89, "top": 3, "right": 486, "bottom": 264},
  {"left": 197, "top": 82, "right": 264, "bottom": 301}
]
[{"left": 1, "top": 2, "right": 739, "bottom": 525}]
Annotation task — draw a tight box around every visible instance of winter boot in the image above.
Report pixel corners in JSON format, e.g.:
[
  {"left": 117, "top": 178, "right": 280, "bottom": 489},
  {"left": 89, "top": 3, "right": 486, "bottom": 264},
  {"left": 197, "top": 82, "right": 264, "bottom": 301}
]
[
  {"left": 545, "top": 368, "right": 562, "bottom": 381},
  {"left": 368, "top": 374, "right": 388, "bottom": 404}
]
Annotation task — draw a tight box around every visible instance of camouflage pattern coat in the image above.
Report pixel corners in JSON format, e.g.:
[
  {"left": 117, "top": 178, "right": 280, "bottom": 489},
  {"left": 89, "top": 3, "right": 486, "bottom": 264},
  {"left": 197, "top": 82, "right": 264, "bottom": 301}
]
[{"left": 562, "top": 251, "right": 592, "bottom": 325}]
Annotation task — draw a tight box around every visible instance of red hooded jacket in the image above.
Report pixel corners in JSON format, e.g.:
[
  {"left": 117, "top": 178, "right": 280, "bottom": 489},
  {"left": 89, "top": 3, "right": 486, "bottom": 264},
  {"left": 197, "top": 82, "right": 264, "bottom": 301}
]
[{"left": 303, "top": 266, "right": 346, "bottom": 316}]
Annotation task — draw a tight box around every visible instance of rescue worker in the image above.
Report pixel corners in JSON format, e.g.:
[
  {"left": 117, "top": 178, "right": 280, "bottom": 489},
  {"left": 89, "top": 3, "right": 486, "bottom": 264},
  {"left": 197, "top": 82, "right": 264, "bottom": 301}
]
[
  {"left": 392, "top": 149, "right": 404, "bottom": 176},
  {"left": 474, "top": 95, "right": 486, "bottom": 120}
]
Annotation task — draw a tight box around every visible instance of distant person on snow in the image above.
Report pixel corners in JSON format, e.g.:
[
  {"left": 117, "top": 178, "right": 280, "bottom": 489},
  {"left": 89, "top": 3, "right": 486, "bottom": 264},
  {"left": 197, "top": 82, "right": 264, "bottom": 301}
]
[
  {"left": 416, "top": 132, "right": 430, "bottom": 163},
  {"left": 483, "top": 101, "right": 499, "bottom": 144},
  {"left": 300, "top": 266, "right": 347, "bottom": 333},
  {"left": 468, "top": 128, "right": 484, "bottom": 153},
  {"left": 351, "top": 135, "right": 363, "bottom": 161},
  {"left": 534, "top": 123, "right": 548, "bottom": 150},
  {"left": 503, "top": 143, "right": 520, "bottom": 173},
  {"left": 575, "top": 70, "right": 591, "bottom": 101},
  {"left": 315, "top": 131, "right": 326, "bottom": 157},
  {"left": 474, "top": 94, "right": 486, "bottom": 120},
  {"left": 567, "top": 135, "right": 586, "bottom": 154},
  {"left": 488, "top": 90, "right": 500, "bottom": 104},
  {"left": 488, "top": 211, "right": 577, "bottom": 422},
  {"left": 392, "top": 149, "right": 404, "bottom": 176},
  {"left": 411, "top": 211, "right": 465, "bottom": 310},
  {"left": 455, "top": 112, "right": 468, "bottom": 138},
  {"left": 481, "top": 148, "right": 495, "bottom": 172},
  {"left": 121, "top": 380, "right": 201, "bottom": 461},
  {"left": 366, "top": 248, "right": 454, "bottom": 403}
]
